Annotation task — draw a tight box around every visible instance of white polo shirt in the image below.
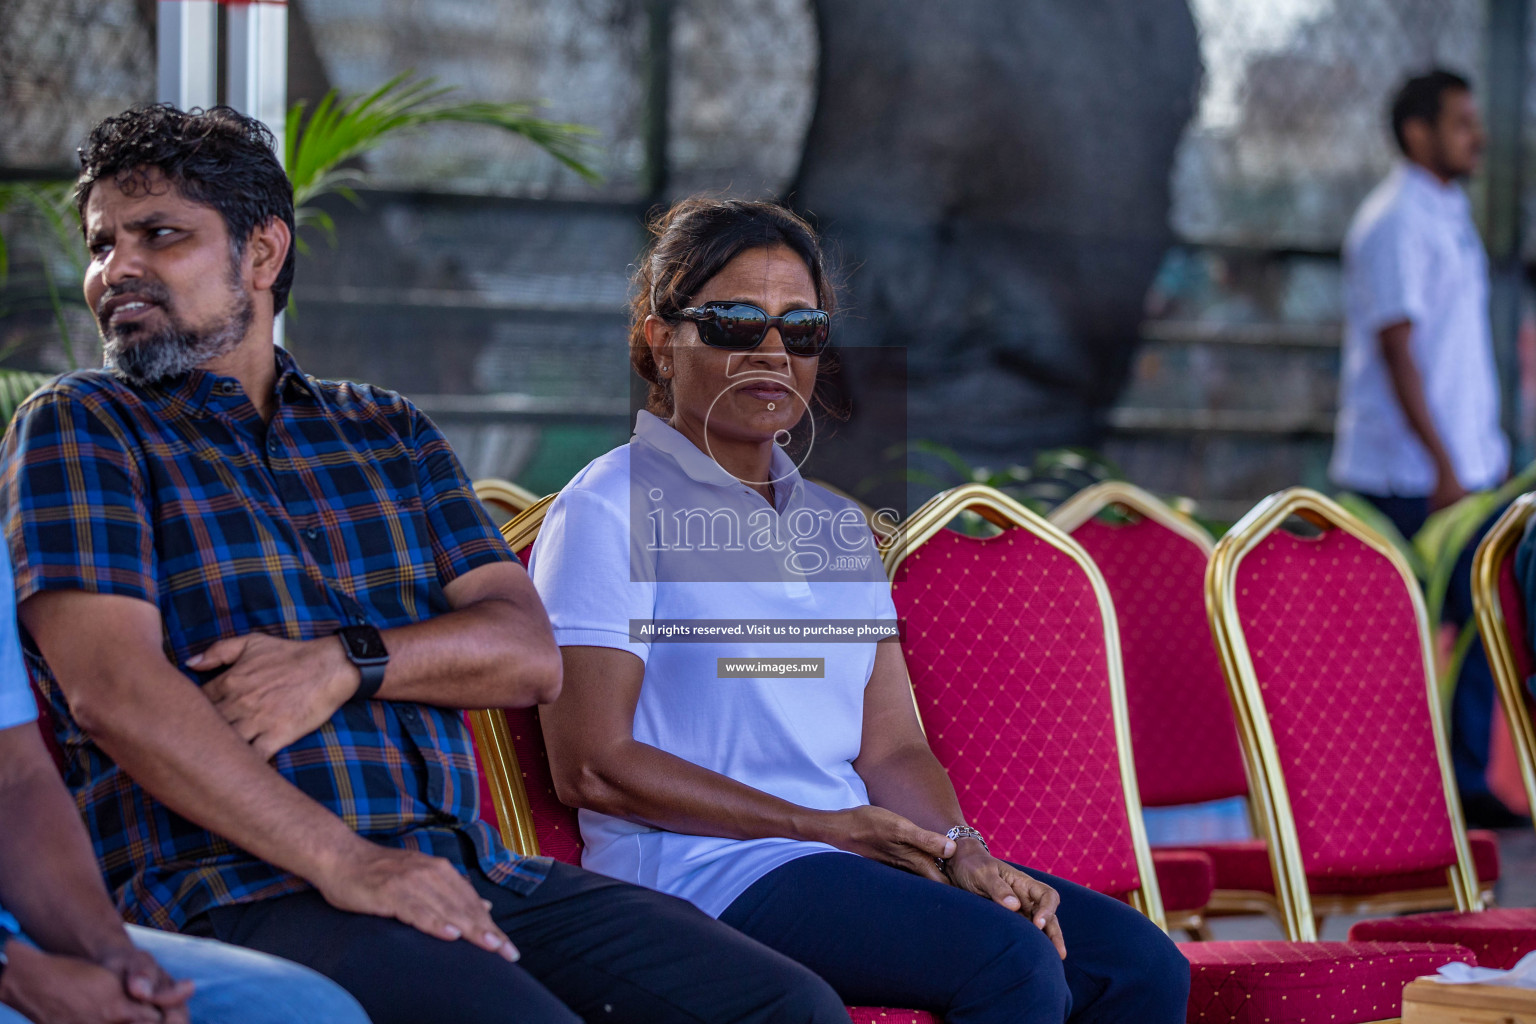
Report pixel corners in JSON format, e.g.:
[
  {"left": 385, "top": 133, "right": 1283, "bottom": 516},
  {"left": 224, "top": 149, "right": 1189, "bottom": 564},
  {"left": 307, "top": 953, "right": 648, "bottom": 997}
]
[
  {"left": 1330, "top": 162, "right": 1508, "bottom": 495},
  {"left": 527, "top": 411, "right": 897, "bottom": 917}
]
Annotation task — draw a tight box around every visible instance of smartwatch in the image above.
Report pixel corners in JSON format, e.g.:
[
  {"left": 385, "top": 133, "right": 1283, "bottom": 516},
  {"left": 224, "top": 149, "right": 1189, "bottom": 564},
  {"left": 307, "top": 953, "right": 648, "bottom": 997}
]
[{"left": 337, "top": 624, "right": 389, "bottom": 700}]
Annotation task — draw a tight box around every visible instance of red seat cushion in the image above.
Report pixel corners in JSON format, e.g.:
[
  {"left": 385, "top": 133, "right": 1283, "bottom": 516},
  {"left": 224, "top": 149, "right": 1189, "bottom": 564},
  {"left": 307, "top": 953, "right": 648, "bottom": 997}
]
[
  {"left": 1181, "top": 940, "right": 1474, "bottom": 1023},
  {"left": 845, "top": 1010, "right": 940, "bottom": 1023},
  {"left": 1166, "top": 830, "right": 1500, "bottom": 896},
  {"left": 1348, "top": 907, "right": 1536, "bottom": 969},
  {"left": 1152, "top": 849, "right": 1216, "bottom": 913}
]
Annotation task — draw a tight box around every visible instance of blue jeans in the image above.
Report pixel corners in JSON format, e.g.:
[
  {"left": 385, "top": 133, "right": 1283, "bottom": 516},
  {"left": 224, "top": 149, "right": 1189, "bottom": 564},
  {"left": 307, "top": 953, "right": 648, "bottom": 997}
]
[{"left": 0, "top": 924, "right": 370, "bottom": 1024}]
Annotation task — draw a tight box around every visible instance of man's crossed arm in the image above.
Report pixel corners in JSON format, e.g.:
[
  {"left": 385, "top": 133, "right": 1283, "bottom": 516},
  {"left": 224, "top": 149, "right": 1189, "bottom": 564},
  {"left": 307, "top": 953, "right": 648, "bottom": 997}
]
[{"left": 19, "top": 560, "right": 558, "bottom": 959}]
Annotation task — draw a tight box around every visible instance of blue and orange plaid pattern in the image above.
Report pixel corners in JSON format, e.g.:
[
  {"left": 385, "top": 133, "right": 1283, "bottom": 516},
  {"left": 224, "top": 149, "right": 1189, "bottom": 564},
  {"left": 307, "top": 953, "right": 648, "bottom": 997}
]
[{"left": 0, "top": 347, "right": 549, "bottom": 930}]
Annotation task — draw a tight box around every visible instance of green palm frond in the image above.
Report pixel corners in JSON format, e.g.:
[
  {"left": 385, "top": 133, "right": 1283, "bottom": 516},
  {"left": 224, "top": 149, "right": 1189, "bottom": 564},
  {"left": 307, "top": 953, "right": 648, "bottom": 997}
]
[
  {"left": 0, "top": 368, "right": 55, "bottom": 426},
  {"left": 286, "top": 72, "right": 601, "bottom": 229},
  {"left": 0, "top": 181, "right": 82, "bottom": 287}
]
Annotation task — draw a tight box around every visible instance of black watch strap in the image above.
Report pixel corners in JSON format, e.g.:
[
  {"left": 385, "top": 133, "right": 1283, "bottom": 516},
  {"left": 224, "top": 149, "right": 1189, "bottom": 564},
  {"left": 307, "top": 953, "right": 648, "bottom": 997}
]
[
  {"left": 337, "top": 625, "right": 389, "bottom": 701},
  {"left": 354, "top": 660, "right": 387, "bottom": 701}
]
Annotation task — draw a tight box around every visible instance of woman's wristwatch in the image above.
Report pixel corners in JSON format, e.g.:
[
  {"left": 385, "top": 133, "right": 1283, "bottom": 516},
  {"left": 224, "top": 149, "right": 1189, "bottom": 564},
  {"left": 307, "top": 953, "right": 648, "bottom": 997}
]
[
  {"left": 937, "top": 825, "right": 990, "bottom": 872},
  {"left": 945, "top": 825, "right": 989, "bottom": 854}
]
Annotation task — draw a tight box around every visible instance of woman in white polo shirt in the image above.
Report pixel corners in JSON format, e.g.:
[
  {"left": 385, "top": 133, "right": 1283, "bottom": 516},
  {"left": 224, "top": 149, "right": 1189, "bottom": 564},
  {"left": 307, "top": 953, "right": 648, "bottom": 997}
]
[{"left": 527, "top": 198, "right": 1186, "bottom": 1024}]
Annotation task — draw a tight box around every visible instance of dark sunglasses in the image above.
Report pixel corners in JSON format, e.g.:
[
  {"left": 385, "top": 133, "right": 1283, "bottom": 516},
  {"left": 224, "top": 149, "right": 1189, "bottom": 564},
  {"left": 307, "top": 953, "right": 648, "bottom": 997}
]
[{"left": 674, "top": 301, "right": 831, "bottom": 356}]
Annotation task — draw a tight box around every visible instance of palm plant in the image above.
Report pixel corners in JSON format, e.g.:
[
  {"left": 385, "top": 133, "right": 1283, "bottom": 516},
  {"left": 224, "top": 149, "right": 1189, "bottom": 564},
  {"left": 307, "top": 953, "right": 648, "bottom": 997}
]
[
  {"left": 891, "top": 439, "right": 1127, "bottom": 536},
  {"left": 1339, "top": 459, "right": 1536, "bottom": 702},
  {"left": 285, "top": 73, "right": 598, "bottom": 250},
  {"left": 0, "top": 72, "right": 600, "bottom": 414}
]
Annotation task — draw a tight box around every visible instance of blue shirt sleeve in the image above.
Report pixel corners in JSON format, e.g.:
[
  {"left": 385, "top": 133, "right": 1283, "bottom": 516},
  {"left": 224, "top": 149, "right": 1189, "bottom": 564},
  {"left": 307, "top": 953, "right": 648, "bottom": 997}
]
[{"left": 0, "top": 548, "right": 36, "bottom": 732}]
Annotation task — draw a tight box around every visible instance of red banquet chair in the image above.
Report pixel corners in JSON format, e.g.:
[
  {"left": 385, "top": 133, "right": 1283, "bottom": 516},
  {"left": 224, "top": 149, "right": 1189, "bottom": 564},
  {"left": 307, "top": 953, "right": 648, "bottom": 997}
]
[
  {"left": 466, "top": 500, "right": 940, "bottom": 1024},
  {"left": 1471, "top": 493, "right": 1536, "bottom": 823},
  {"left": 466, "top": 486, "right": 553, "bottom": 833},
  {"left": 884, "top": 484, "right": 1475, "bottom": 1024},
  {"left": 1050, "top": 482, "right": 1500, "bottom": 935},
  {"left": 1205, "top": 487, "right": 1536, "bottom": 967}
]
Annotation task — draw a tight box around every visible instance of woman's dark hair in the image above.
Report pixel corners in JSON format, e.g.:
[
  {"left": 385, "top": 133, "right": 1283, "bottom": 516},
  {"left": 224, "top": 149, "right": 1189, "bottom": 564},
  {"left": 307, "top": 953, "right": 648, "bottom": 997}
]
[
  {"left": 1391, "top": 69, "right": 1472, "bottom": 154},
  {"left": 75, "top": 104, "right": 297, "bottom": 311},
  {"left": 630, "top": 197, "right": 836, "bottom": 416}
]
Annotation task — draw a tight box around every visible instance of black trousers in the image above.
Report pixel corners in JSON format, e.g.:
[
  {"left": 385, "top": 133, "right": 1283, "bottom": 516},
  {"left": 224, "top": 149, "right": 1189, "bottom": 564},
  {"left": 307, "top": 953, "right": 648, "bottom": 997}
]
[
  {"left": 187, "top": 856, "right": 847, "bottom": 1024},
  {"left": 722, "top": 854, "right": 1189, "bottom": 1024}
]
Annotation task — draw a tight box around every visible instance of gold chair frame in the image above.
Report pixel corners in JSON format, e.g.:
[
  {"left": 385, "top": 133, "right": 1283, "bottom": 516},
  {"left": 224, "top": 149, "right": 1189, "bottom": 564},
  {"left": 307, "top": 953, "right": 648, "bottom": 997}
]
[
  {"left": 467, "top": 498, "right": 556, "bottom": 857},
  {"left": 884, "top": 483, "right": 1168, "bottom": 931},
  {"left": 1206, "top": 487, "right": 1481, "bottom": 942},
  {"left": 473, "top": 478, "right": 543, "bottom": 519},
  {"left": 1470, "top": 492, "right": 1536, "bottom": 825}
]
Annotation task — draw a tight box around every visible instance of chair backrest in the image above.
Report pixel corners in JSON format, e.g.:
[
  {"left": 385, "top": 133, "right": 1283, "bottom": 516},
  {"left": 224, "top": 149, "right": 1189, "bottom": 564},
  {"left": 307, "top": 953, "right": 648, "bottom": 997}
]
[
  {"left": 474, "top": 478, "right": 542, "bottom": 519},
  {"left": 1471, "top": 492, "right": 1536, "bottom": 825},
  {"left": 1051, "top": 482, "right": 1249, "bottom": 809},
  {"left": 1206, "top": 487, "right": 1480, "bottom": 941},
  {"left": 883, "top": 484, "right": 1164, "bottom": 927},
  {"left": 465, "top": 496, "right": 585, "bottom": 862}
]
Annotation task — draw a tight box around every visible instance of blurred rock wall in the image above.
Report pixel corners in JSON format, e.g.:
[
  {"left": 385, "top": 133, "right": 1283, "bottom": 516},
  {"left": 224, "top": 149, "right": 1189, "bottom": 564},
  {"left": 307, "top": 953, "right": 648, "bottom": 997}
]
[{"left": 795, "top": 1, "right": 1202, "bottom": 462}]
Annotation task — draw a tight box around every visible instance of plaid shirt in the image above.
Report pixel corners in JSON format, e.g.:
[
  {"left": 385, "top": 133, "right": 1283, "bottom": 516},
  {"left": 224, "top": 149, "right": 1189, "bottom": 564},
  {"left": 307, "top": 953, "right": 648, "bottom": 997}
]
[{"left": 0, "top": 346, "right": 549, "bottom": 930}]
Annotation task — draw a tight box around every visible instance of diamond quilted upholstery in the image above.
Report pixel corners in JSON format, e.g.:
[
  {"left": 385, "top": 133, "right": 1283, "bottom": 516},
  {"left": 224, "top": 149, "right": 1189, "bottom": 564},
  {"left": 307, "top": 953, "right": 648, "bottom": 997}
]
[
  {"left": 1233, "top": 528, "right": 1458, "bottom": 879},
  {"left": 1348, "top": 908, "right": 1536, "bottom": 969},
  {"left": 844, "top": 1010, "right": 940, "bottom": 1023},
  {"left": 1152, "top": 849, "right": 1217, "bottom": 912},
  {"left": 1181, "top": 940, "right": 1473, "bottom": 1024},
  {"left": 891, "top": 527, "right": 1141, "bottom": 896},
  {"left": 504, "top": 704, "right": 585, "bottom": 865},
  {"left": 1071, "top": 518, "right": 1249, "bottom": 808},
  {"left": 1166, "top": 830, "right": 1499, "bottom": 896}
]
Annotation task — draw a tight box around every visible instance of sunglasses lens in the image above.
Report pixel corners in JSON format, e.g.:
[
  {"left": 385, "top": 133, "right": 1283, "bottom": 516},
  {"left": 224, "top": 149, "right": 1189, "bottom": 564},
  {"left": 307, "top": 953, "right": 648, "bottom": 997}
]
[
  {"left": 779, "top": 309, "right": 830, "bottom": 355},
  {"left": 699, "top": 303, "right": 769, "bottom": 350}
]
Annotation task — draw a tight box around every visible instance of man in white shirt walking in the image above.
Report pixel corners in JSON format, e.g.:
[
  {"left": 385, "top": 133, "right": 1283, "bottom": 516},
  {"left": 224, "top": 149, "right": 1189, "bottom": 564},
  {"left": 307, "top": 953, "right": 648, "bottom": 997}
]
[{"left": 1331, "top": 69, "right": 1521, "bottom": 827}]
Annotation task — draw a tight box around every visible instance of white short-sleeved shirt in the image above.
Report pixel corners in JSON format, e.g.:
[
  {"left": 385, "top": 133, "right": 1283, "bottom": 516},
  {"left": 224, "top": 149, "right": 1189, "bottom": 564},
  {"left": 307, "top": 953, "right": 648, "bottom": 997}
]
[
  {"left": 528, "top": 411, "right": 898, "bottom": 917},
  {"left": 1330, "top": 162, "right": 1508, "bottom": 495},
  {"left": 0, "top": 550, "right": 36, "bottom": 732}
]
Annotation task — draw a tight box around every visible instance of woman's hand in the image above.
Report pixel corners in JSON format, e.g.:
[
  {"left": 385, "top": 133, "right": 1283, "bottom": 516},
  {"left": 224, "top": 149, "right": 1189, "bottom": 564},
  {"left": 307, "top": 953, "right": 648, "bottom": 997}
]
[
  {"left": 943, "top": 843, "right": 1067, "bottom": 959},
  {"left": 814, "top": 805, "right": 956, "bottom": 883}
]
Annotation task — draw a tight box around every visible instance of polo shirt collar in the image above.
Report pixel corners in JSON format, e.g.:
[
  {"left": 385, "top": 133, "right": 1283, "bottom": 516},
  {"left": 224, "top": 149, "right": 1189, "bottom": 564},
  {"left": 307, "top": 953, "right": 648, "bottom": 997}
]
[{"left": 633, "top": 410, "right": 805, "bottom": 508}]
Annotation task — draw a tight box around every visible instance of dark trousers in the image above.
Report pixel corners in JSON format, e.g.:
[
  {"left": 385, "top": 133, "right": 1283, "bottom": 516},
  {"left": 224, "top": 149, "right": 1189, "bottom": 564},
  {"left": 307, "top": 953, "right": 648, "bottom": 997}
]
[
  {"left": 188, "top": 856, "right": 846, "bottom": 1024},
  {"left": 720, "top": 853, "right": 1189, "bottom": 1024},
  {"left": 1360, "top": 492, "right": 1500, "bottom": 799}
]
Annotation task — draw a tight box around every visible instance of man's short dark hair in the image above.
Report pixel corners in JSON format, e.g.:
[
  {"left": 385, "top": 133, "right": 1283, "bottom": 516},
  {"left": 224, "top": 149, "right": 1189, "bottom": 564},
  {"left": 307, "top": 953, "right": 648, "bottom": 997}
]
[
  {"left": 1391, "top": 69, "right": 1473, "bottom": 154},
  {"left": 75, "top": 104, "right": 296, "bottom": 312}
]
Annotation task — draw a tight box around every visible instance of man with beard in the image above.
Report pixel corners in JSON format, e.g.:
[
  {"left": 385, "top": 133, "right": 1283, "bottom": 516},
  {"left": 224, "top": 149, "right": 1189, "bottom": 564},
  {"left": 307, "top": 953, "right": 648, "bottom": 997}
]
[
  {"left": 1329, "top": 70, "right": 1520, "bottom": 828},
  {"left": 0, "top": 105, "right": 846, "bottom": 1024}
]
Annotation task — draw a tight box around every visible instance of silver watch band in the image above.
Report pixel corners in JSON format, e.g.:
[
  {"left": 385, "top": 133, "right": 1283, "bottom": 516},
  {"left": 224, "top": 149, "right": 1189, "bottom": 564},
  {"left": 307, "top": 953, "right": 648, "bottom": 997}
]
[{"left": 945, "top": 825, "right": 989, "bottom": 853}]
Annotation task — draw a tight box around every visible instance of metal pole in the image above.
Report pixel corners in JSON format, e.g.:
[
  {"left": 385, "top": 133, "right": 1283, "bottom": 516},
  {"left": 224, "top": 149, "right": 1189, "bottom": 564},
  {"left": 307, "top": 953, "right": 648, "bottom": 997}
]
[
  {"left": 1483, "top": 0, "right": 1529, "bottom": 464},
  {"left": 225, "top": 0, "right": 289, "bottom": 344},
  {"left": 156, "top": 0, "right": 218, "bottom": 109},
  {"left": 642, "top": 0, "right": 673, "bottom": 204}
]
